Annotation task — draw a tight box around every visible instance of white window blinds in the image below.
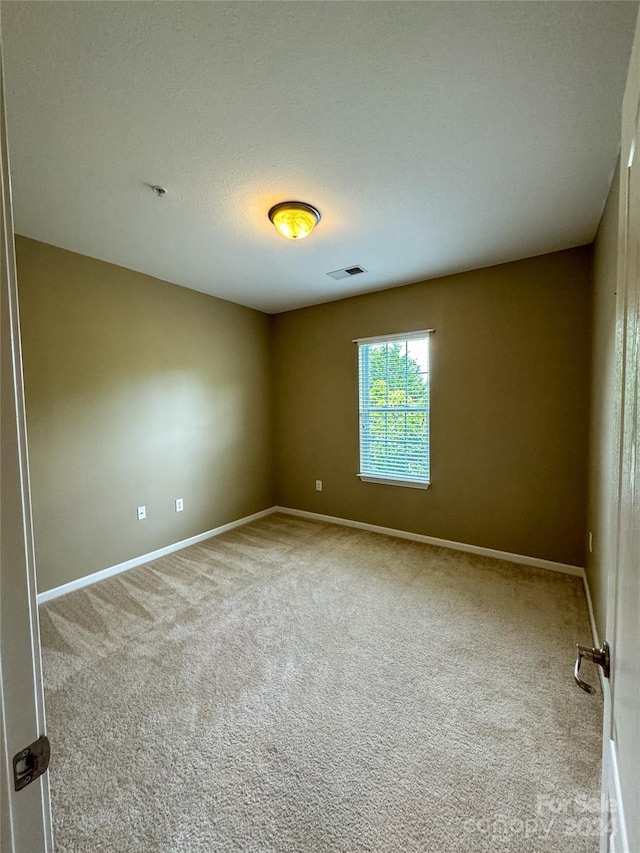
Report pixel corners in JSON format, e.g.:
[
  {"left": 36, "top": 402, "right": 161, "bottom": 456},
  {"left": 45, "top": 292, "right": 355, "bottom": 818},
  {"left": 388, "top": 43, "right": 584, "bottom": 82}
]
[{"left": 356, "top": 331, "right": 431, "bottom": 487}]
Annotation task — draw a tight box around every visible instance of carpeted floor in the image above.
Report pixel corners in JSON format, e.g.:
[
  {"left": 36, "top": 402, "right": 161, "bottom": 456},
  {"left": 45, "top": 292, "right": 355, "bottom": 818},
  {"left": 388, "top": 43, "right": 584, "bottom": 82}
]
[{"left": 39, "top": 513, "right": 603, "bottom": 852}]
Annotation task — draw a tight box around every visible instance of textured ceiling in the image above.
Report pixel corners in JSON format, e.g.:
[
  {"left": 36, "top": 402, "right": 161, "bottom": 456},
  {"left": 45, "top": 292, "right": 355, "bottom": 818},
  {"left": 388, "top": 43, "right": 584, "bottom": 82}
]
[{"left": 3, "top": 1, "right": 638, "bottom": 313}]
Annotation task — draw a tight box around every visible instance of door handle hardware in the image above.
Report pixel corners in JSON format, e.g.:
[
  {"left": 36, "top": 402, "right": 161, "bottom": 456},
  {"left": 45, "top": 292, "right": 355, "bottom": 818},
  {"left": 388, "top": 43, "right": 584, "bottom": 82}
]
[
  {"left": 12, "top": 735, "right": 50, "bottom": 791},
  {"left": 574, "top": 641, "right": 610, "bottom": 694}
]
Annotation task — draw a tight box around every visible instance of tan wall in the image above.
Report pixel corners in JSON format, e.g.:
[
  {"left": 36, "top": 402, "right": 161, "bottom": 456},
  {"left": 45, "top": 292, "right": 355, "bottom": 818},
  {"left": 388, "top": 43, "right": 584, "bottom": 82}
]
[
  {"left": 16, "top": 237, "right": 274, "bottom": 592},
  {"left": 18, "top": 236, "right": 594, "bottom": 590},
  {"left": 586, "top": 166, "right": 620, "bottom": 639},
  {"left": 273, "top": 248, "right": 592, "bottom": 567}
]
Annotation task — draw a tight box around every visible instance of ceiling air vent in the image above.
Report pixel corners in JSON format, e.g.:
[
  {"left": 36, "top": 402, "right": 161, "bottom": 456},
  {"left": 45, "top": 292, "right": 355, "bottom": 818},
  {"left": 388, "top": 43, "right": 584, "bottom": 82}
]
[{"left": 327, "top": 265, "right": 368, "bottom": 281}]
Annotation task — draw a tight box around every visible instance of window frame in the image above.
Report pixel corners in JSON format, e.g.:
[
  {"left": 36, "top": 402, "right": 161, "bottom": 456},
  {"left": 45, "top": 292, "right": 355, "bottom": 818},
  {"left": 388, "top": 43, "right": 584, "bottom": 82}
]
[{"left": 354, "top": 329, "right": 433, "bottom": 490}]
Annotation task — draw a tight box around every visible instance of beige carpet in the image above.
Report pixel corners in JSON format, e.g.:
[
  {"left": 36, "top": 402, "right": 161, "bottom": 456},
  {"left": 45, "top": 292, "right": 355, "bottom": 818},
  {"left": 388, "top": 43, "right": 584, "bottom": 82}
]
[{"left": 39, "top": 514, "right": 603, "bottom": 852}]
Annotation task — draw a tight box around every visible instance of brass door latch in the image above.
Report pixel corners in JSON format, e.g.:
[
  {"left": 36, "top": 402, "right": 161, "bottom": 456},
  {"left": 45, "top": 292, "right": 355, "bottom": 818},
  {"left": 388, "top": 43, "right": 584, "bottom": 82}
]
[{"left": 13, "top": 735, "right": 50, "bottom": 791}]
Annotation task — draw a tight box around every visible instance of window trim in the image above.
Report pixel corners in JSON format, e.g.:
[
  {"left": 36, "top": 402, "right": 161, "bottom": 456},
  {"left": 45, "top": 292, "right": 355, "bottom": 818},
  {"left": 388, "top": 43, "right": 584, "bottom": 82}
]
[
  {"left": 352, "top": 329, "right": 435, "bottom": 345},
  {"left": 355, "top": 329, "right": 434, "bottom": 489},
  {"left": 357, "top": 473, "right": 431, "bottom": 489}
]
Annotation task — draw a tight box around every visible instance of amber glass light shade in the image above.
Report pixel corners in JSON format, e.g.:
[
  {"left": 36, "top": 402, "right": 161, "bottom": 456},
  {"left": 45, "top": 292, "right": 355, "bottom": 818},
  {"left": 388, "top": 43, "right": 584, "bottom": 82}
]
[{"left": 268, "top": 202, "right": 321, "bottom": 239}]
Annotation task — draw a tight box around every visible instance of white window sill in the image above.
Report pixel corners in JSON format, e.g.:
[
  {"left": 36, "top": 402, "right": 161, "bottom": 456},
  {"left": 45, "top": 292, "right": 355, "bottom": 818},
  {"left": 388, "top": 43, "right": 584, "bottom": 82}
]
[{"left": 357, "top": 474, "right": 431, "bottom": 490}]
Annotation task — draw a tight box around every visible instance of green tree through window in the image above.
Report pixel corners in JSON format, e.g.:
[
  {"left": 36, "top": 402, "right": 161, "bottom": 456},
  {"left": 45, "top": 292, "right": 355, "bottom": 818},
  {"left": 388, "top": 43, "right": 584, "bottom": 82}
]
[{"left": 358, "top": 335, "right": 430, "bottom": 485}]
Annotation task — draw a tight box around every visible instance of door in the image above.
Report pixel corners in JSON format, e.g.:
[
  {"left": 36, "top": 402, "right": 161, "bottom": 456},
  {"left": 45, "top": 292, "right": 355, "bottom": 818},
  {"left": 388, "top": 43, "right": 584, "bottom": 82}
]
[
  {"left": 600, "top": 12, "right": 640, "bottom": 853},
  {"left": 0, "top": 32, "right": 53, "bottom": 853}
]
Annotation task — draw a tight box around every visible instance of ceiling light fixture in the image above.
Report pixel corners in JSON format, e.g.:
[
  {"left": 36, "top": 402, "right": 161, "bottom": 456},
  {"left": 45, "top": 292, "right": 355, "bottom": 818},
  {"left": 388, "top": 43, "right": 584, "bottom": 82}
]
[{"left": 268, "top": 201, "right": 321, "bottom": 240}]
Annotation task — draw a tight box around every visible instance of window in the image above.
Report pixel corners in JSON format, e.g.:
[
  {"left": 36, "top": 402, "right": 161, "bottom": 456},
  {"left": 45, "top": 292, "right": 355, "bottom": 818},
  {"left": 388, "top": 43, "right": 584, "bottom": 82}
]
[{"left": 356, "top": 330, "right": 432, "bottom": 489}]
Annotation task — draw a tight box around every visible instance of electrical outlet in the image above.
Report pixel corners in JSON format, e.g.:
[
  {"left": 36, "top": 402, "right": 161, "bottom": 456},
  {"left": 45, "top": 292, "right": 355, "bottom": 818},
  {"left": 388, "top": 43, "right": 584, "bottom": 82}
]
[
  {"left": 175, "top": 498, "right": 184, "bottom": 512},
  {"left": 315, "top": 480, "right": 323, "bottom": 491},
  {"left": 588, "top": 531, "right": 593, "bottom": 553},
  {"left": 137, "top": 505, "right": 146, "bottom": 521}
]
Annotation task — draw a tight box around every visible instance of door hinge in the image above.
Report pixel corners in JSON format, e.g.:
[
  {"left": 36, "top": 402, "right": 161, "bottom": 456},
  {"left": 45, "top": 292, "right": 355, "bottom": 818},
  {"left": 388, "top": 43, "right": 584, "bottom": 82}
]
[{"left": 13, "top": 735, "right": 50, "bottom": 791}]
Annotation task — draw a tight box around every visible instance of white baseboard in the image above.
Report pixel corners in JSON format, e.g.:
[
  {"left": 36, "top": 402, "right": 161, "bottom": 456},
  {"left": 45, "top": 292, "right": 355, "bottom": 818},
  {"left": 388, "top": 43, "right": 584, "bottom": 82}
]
[
  {"left": 38, "top": 503, "right": 587, "bottom": 604},
  {"left": 581, "top": 569, "right": 600, "bottom": 648},
  {"left": 275, "top": 506, "right": 585, "bottom": 577},
  {"left": 37, "top": 506, "right": 278, "bottom": 604},
  {"left": 580, "top": 569, "right": 611, "bottom": 703}
]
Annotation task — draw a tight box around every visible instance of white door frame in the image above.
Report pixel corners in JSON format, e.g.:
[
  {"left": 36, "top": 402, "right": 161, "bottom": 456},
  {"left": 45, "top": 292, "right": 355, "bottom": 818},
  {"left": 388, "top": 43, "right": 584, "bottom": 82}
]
[
  {"left": 0, "top": 28, "right": 53, "bottom": 853},
  {"left": 599, "top": 9, "right": 640, "bottom": 853}
]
